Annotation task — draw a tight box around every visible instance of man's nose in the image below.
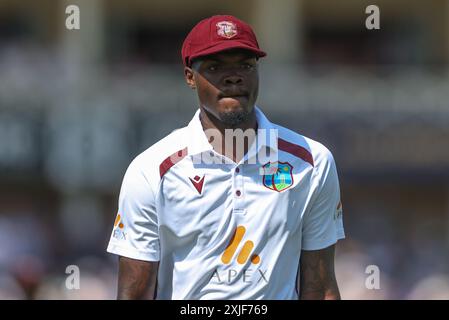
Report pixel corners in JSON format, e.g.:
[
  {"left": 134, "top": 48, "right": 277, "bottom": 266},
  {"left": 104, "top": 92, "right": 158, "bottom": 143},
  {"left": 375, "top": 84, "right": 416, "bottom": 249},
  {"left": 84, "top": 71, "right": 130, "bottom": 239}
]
[{"left": 224, "top": 74, "right": 243, "bottom": 85}]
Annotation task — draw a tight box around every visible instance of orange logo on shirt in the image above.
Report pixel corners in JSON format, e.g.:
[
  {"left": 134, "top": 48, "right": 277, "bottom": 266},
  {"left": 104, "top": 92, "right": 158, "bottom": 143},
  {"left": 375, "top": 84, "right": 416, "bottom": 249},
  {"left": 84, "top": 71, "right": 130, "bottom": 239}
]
[
  {"left": 221, "top": 226, "right": 260, "bottom": 265},
  {"left": 114, "top": 214, "right": 124, "bottom": 229},
  {"left": 112, "top": 213, "right": 127, "bottom": 241}
]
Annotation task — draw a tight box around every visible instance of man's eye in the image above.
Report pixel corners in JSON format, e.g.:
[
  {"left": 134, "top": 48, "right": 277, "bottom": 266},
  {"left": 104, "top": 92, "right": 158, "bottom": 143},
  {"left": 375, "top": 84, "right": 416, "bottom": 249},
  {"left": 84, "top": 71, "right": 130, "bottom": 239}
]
[
  {"left": 241, "top": 63, "right": 254, "bottom": 70},
  {"left": 208, "top": 65, "right": 218, "bottom": 71}
]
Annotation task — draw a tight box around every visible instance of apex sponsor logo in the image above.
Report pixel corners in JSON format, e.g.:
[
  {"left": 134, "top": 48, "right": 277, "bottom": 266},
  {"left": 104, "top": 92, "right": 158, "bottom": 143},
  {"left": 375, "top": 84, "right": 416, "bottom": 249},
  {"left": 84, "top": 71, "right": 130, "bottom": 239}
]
[
  {"left": 221, "top": 225, "right": 260, "bottom": 265},
  {"left": 210, "top": 225, "right": 268, "bottom": 284},
  {"left": 114, "top": 214, "right": 124, "bottom": 229},
  {"left": 113, "top": 213, "right": 126, "bottom": 240},
  {"left": 210, "top": 268, "right": 268, "bottom": 284},
  {"left": 335, "top": 201, "right": 343, "bottom": 220}
]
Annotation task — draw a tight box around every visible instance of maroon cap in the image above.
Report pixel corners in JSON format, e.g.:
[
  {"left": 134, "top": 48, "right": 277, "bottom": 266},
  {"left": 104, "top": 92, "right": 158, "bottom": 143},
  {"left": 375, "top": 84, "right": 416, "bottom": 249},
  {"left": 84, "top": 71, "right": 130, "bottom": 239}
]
[{"left": 181, "top": 15, "right": 267, "bottom": 67}]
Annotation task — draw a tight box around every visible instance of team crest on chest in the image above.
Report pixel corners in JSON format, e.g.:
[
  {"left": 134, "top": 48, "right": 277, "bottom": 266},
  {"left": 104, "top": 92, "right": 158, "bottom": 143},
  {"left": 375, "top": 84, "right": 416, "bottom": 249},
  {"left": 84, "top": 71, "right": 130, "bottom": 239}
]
[
  {"left": 216, "top": 21, "right": 238, "bottom": 39},
  {"left": 261, "top": 161, "right": 294, "bottom": 192}
]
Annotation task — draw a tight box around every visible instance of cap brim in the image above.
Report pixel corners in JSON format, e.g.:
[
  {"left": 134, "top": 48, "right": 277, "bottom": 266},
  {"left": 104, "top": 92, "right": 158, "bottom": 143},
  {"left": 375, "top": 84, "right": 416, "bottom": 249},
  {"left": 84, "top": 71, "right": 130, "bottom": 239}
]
[{"left": 187, "top": 40, "right": 267, "bottom": 66}]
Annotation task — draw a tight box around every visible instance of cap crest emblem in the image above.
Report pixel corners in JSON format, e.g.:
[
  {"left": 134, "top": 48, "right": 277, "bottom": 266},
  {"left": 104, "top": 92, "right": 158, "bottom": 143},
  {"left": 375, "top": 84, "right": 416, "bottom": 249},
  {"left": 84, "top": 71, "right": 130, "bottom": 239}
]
[{"left": 216, "top": 21, "right": 237, "bottom": 39}]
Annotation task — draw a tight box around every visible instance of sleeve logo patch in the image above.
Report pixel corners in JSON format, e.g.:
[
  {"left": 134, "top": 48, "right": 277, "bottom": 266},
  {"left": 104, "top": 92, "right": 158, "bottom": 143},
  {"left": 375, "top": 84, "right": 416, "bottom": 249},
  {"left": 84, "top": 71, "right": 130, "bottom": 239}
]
[
  {"left": 113, "top": 213, "right": 127, "bottom": 240},
  {"left": 335, "top": 201, "right": 343, "bottom": 220}
]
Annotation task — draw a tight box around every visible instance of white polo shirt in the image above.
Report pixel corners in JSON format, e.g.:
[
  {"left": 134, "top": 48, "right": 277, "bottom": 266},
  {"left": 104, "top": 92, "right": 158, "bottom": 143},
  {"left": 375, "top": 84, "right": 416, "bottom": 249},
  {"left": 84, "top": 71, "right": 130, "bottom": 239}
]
[{"left": 107, "top": 107, "right": 345, "bottom": 300}]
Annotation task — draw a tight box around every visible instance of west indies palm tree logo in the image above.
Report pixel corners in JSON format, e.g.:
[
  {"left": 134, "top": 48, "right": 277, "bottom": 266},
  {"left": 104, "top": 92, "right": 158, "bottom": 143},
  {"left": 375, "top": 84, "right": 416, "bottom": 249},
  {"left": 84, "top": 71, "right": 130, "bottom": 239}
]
[{"left": 261, "top": 161, "right": 294, "bottom": 192}]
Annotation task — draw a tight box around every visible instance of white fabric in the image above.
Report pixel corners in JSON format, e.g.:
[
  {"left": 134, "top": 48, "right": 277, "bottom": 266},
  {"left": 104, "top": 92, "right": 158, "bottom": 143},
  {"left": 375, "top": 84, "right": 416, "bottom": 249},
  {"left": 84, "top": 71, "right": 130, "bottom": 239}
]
[{"left": 107, "top": 107, "right": 345, "bottom": 299}]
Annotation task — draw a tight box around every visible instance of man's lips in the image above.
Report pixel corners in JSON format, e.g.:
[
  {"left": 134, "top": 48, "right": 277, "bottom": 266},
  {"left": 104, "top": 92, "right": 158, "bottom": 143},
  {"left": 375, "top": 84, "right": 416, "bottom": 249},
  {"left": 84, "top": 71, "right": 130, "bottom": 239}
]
[{"left": 219, "top": 92, "right": 249, "bottom": 99}]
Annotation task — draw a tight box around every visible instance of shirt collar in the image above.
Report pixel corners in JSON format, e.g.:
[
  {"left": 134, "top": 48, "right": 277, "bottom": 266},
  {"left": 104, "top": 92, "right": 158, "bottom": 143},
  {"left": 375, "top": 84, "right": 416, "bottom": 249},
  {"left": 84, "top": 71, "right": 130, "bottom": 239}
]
[
  {"left": 187, "top": 106, "right": 278, "bottom": 160},
  {"left": 187, "top": 108, "right": 214, "bottom": 156}
]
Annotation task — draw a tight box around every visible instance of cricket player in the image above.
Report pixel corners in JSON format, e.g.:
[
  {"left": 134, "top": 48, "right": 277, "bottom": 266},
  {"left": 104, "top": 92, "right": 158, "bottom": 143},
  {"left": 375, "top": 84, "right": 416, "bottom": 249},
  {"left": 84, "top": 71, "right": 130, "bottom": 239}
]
[{"left": 107, "top": 15, "right": 345, "bottom": 300}]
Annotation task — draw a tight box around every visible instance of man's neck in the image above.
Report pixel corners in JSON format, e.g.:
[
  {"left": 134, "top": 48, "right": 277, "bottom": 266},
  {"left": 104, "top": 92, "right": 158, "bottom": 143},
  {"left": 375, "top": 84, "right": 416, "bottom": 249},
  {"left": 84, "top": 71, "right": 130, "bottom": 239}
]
[{"left": 199, "top": 107, "right": 258, "bottom": 163}]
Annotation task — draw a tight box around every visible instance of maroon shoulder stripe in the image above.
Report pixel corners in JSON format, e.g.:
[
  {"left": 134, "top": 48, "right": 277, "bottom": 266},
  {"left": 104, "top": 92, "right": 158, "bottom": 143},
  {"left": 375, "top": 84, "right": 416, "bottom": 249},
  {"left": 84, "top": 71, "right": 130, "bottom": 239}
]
[
  {"left": 159, "top": 147, "right": 188, "bottom": 178},
  {"left": 278, "top": 138, "right": 314, "bottom": 167}
]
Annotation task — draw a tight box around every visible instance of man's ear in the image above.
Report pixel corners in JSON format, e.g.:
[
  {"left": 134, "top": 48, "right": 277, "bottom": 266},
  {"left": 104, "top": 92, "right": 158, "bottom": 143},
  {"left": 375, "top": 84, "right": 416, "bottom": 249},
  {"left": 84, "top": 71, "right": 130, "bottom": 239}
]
[{"left": 184, "top": 67, "right": 196, "bottom": 90}]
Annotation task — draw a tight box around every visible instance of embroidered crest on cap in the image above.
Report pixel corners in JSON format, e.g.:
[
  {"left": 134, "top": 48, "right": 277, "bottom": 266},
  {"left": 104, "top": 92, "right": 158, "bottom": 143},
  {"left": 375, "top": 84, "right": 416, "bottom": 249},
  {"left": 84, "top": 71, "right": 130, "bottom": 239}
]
[{"left": 216, "top": 21, "right": 237, "bottom": 39}]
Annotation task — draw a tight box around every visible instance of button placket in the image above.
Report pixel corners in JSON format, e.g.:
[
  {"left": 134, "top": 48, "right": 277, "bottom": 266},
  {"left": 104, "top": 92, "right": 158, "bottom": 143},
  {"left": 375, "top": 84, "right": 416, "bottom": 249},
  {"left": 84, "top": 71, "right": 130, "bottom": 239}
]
[
  {"left": 232, "top": 165, "right": 246, "bottom": 216},
  {"left": 233, "top": 165, "right": 244, "bottom": 204}
]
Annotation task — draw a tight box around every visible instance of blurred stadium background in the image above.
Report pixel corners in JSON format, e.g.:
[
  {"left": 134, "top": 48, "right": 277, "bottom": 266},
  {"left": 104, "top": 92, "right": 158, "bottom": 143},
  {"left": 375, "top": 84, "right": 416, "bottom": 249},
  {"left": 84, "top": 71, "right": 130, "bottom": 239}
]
[{"left": 1, "top": 0, "right": 449, "bottom": 299}]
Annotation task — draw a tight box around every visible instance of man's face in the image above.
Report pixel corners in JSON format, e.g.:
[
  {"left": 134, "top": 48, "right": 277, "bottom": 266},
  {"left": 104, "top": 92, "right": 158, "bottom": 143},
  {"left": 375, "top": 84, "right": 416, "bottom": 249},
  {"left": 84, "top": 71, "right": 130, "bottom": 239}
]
[{"left": 185, "top": 49, "right": 259, "bottom": 127}]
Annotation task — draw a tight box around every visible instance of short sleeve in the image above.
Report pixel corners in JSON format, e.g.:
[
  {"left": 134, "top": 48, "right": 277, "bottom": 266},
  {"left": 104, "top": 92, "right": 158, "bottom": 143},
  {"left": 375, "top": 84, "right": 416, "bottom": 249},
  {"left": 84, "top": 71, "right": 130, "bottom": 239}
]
[
  {"left": 106, "top": 159, "right": 160, "bottom": 261},
  {"left": 301, "top": 149, "right": 345, "bottom": 251}
]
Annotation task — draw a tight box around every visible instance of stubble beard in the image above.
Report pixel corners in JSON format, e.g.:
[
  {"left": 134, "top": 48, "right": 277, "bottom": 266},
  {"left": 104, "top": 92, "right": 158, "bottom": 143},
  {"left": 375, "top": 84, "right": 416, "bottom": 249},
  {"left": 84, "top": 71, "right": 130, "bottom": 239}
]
[{"left": 219, "top": 108, "right": 252, "bottom": 127}]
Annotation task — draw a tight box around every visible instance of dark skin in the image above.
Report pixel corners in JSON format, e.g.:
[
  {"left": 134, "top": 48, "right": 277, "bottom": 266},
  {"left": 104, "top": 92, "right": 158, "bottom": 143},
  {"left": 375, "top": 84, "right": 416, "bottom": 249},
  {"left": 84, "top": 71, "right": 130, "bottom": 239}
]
[
  {"left": 185, "top": 48, "right": 260, "bottom": 163},
  {"left": 116, "top": 49, "right": 341, "bottom": 300},
  {"left": 117, "top": 257, "right": 158, "bottom": 300},
  {"left": 299, "top": 245, "right": 341, "bottom": 300}
]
